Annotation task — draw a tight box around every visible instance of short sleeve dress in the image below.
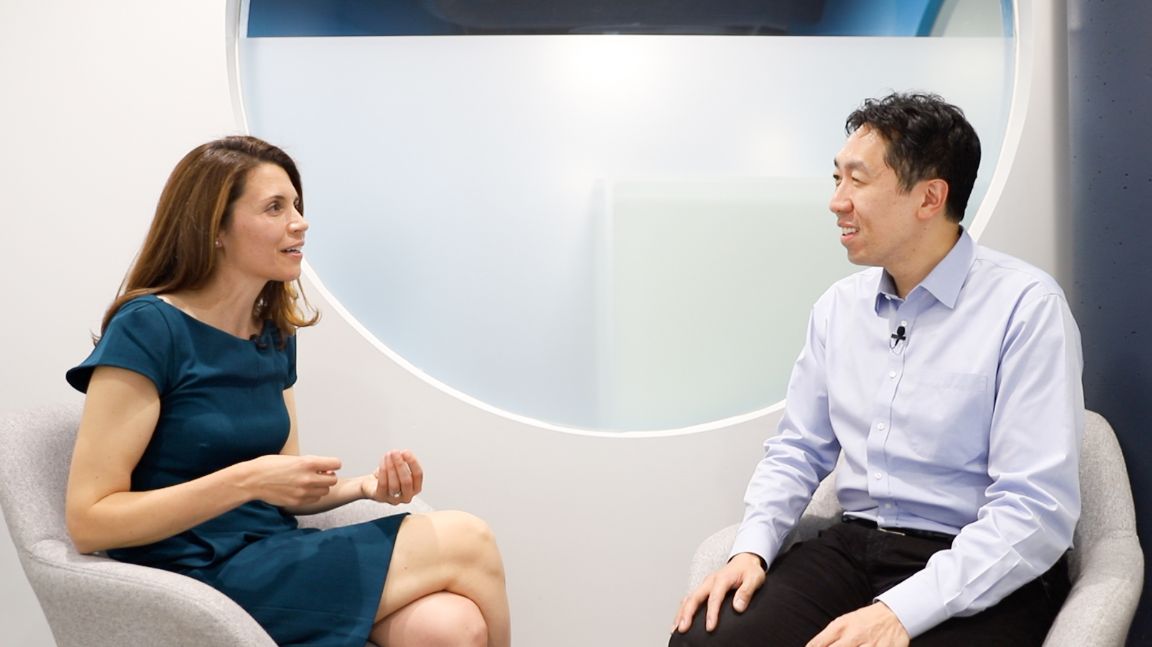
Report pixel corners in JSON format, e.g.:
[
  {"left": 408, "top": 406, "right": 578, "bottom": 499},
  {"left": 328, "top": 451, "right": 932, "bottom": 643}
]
[{"left": 67, "top": 295, "right": 407, "bottom": 647}]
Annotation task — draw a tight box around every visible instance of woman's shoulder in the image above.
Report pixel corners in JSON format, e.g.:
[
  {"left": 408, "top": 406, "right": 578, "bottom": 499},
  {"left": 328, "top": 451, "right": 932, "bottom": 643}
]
[
  {"left": 110, "top": 294, "right": 187, "bottom": 331},
  {"left": 112, "top": 293, "right": 165, "bottom": 320},
  {"left": 67, "top": 295, "right": 178, "bottom": 393},
  {"left": 99, "top": 295, "right": 182, "bottom": 343}
]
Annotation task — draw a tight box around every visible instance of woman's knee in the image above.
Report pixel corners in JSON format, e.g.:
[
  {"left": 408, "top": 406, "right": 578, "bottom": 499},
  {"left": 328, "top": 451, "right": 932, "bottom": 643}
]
[
  {"left": 375, "top": 592, "right": 487, "bottom": 647},
  {"left": 413, "top": 595, "right": 487, "bottom": 647},
  {"left": 433, "top": 510, "right": 503, "bottom": 570}
]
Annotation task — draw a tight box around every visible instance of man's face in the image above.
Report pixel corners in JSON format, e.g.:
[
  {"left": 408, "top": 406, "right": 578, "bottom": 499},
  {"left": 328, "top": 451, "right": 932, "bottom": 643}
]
[{"left": 829, "top": 126, "right": 928, "bottom": 274}]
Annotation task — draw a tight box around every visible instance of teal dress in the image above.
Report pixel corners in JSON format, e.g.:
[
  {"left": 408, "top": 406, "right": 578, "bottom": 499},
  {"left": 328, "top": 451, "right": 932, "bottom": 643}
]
[{"left": 67, "top": 295, "right": 406, "bottom": 647}]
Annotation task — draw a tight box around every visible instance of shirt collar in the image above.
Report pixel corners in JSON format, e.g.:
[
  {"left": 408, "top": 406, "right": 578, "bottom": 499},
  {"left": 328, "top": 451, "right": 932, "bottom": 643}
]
[{"left": 873, "top": 228, "right": 974, "bottom": 312}]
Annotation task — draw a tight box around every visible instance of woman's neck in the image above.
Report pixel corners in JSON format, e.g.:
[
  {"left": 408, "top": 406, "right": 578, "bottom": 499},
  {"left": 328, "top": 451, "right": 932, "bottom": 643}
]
[{"left": 161, "top": 278, "right": 265, "bottom": 339}]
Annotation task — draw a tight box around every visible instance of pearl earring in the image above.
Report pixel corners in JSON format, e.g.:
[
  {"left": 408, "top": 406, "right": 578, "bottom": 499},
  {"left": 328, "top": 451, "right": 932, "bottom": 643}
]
[{"left": 215, "top": 239, "right": 222, "bottom": 248}]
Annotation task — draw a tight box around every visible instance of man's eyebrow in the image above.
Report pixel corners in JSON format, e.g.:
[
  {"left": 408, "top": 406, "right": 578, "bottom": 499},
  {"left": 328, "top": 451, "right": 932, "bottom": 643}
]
[{"left": 833, "top": 159, "right": 868, "bottom": 174}]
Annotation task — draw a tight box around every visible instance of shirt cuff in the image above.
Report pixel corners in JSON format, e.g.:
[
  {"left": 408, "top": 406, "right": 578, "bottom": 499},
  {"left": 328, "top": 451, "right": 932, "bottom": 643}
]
[
  {"left": 728, "top": 524, "right": 780, "bottom": 567},
  {"left": 876, "top": 578, "right": 951, "bottom": 638}
]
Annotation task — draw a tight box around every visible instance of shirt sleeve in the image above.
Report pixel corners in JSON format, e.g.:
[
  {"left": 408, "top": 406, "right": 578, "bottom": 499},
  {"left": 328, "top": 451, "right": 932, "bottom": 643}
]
[
  {"left": 729, "top": 297, "right": 843, "bottom": 565},
  {"left": 878, "top": 291, "right": 1084, "bottom": 636},
  {"left": 66, "top": 300, "right": 173, "bottom": 395}
]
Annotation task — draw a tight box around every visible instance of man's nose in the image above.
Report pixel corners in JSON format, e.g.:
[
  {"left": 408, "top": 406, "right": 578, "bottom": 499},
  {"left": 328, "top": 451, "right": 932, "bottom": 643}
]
[{"left": 829, "top": 188, "right": 850, "bottom": 214}]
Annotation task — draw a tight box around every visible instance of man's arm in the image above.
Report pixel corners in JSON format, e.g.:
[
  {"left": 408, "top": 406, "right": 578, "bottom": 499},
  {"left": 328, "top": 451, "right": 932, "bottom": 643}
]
[
  {"left": 730, "top": 298, "right": 843, "bottom": 566},
  {"left": 672, "top": 296, "right": 844, "bottom": 635},
  {"left": 878, "top": 293, "right": 1083, "bottom": 636}
]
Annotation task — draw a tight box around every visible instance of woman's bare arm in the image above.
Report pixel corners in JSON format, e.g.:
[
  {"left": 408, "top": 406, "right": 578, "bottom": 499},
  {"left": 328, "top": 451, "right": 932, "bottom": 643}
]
[{"left": 65, "top": 367, "right": 340, "bottom": 553}]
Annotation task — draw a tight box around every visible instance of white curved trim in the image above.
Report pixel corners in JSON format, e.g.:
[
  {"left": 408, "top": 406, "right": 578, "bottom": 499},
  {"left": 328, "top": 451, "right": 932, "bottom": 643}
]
[
  {"left": 300, "top": 261, "right": 784, "bottom": 438},
  {"left": 226, "top": 2, "right": 1021, "bottom": 439},
  {"left": 224, "top": 0, "right": 250, "bottom": 135},
  {"left": 968, "top": 0, "right": 1028, "bottom": 241},
  {"left": 221, "top": 2, "right": 765, "bottom": 439}
]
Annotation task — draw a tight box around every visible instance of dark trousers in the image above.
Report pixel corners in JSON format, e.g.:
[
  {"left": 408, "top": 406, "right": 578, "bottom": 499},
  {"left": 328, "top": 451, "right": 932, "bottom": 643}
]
[{"left": 670, "top": 521, "right": 1069, "bottom": 647}]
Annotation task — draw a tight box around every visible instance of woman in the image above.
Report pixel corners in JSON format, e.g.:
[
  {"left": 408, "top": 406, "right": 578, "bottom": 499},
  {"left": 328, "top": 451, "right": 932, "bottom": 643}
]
[{"left": 65, "top": 135, "right": 511, "bottom": 647}]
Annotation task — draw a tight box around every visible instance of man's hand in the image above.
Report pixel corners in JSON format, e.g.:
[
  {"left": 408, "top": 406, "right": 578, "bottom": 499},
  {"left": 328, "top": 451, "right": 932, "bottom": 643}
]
[
  {"left": 806, "top": 602, "right": 910, "bottom": 647},
  {"left": 671, "top": 552, "right": 766, "bottom": 634}
]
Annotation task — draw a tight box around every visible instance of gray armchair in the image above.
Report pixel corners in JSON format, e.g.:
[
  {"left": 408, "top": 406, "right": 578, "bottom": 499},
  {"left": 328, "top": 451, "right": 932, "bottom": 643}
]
[
  {"left": 0, "top": 402, "right": 430, "bottom": 647},
  {"left": 686, "top": 410, "right": 1143, "bottom": 646}
]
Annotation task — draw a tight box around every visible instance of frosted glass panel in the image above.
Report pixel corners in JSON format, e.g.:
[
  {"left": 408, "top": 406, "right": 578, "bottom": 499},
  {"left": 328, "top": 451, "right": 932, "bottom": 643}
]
[
  {"left": 240, "top": 33, "right": 1012, "bottom": 430},
  {"left": 601, "top": 178, "right": 852, "bottom": 429}
]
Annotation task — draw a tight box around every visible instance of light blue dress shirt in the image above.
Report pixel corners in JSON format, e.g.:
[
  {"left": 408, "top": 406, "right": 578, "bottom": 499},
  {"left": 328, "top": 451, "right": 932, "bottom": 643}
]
[{"left": 730, "top": 231, "right": 1084, "bottom": 637}]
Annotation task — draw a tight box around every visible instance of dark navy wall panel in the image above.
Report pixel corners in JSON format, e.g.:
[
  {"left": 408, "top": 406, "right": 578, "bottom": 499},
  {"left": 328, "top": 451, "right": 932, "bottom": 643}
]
[
  {"left": 246, "top": 0, "right": 942, "bottom": 37},
  {"left": 1067, "top": 1, "right": 1152, "bottom": 642}
]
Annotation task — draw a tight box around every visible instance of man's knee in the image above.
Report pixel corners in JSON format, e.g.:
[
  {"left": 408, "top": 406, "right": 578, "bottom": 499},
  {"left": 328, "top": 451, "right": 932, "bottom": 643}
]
[
  {"left": 667, "top": 611, "right": 718, "bottom": 647},
  {"left": 667, "top": 595, "right": 757, "bottom": 647}
]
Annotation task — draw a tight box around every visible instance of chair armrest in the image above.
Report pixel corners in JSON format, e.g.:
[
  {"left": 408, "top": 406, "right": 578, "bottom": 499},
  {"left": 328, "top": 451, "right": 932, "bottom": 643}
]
[
  {"left": 685, "top": 476, "right": 843, "bottom": 593},
  {"left": 795, "top": 476, "right": 841, "bottom": 541},
  {"left": 789, "top": 506, "right": 840, "bottom": 545},
  {"left": 1044, "top": 535, "right": 1144, "bottom": 647},
  {"left": 22, "top": 539, "right": 275, "bottom": 647},
  {"left": 296, "top": 496, "right": 433, "bottom": 530},
  {"left": 687, "top": 524, "right": 739, "bottom": 591}
]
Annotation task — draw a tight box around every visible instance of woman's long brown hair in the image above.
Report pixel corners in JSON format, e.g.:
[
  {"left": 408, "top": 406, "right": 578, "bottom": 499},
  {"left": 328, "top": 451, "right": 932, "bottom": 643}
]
[{"left": 98, "top": 136, "right": 319, "bottom": 345}]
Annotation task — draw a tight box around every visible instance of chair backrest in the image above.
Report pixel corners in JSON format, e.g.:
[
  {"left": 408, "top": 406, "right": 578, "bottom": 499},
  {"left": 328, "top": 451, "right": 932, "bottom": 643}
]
[
  {"left": 0, "top": 403, "right": 290, "bottom": 647},
  {"left": 1070, "top": 410, "right": 1139, "bottom": 574},
  {"left": 793, "top": 410, "right": 1138, "bottom": 557},
  {"left": 0, "top": 402, "right": 84, "bottom": 554}
]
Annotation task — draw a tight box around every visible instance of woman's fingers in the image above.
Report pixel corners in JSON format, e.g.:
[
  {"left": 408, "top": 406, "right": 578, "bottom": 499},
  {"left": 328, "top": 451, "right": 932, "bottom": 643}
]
[
  {"left": 402, "top": 451, "right": 424, "bottom": 495},
  {"left": 374, "top": 450, "right": 425, "bottom": 503}
]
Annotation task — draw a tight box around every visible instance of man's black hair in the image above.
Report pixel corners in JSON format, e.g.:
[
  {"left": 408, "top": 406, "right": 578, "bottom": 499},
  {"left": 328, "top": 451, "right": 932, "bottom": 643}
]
[{"left": 846, "top": 92, "right": 981, "bottom": 223}]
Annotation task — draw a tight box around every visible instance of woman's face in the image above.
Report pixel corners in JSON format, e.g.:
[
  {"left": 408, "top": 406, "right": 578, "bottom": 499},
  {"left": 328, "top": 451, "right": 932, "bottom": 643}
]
[{"left": 216, "top": 163, "right": 308, "bottom": 286}]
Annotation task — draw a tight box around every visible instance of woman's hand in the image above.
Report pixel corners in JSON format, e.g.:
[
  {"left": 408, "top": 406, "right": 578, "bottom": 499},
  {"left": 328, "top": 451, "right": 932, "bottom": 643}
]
[
  {"left": 363, "top": 450, "right": 424, "bottom": 504},
  {"left": 241, "top": 454, "right": 342, "bottom": 507}
]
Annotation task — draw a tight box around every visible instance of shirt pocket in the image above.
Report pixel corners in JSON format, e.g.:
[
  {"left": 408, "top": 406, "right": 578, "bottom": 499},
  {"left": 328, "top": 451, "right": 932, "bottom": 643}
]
[{"left": 900, "top": 371, "right": 991, "bottom": 464}]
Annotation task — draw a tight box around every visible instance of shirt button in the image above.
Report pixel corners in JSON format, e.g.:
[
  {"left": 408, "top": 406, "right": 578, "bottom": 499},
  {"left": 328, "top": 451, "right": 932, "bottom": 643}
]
[
  {"left": 888, "top": 370, "right": 897, "bottom": 379},
  {"left": 877, "top": 423, "right": 887, "bottom": 431},
  {"left": 874, "top": 472, "right": 883, "bottom": 480}
]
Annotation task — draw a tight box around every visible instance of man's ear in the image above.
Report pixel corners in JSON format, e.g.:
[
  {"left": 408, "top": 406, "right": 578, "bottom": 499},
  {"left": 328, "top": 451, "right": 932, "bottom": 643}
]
[{"left": 917, "top": 178, "right": 949, "bottom": 221}]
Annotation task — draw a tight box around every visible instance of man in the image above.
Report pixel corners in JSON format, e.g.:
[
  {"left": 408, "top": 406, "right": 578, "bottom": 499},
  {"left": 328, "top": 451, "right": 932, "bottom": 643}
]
[{"left": 670, "top": 92, "right": 1083, "bottom": 646}]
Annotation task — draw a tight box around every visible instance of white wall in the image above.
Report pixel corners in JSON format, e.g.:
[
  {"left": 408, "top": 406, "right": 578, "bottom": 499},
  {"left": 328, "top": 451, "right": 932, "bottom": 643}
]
[
  {"left": 0, "top": 2, "right": 239, "bottom": 642},
  {"left": 0, "top": 1, "right": 1068, "bottom": 645},
  {"left": 972, "top": 1, "right": 1072, "bottom": 281}
]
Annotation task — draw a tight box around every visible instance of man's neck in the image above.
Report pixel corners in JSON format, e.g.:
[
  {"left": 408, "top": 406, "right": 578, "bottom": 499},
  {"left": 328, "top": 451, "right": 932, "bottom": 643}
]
[{"left": 889, "top": 224, "right": 962, "bottom": 298}]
